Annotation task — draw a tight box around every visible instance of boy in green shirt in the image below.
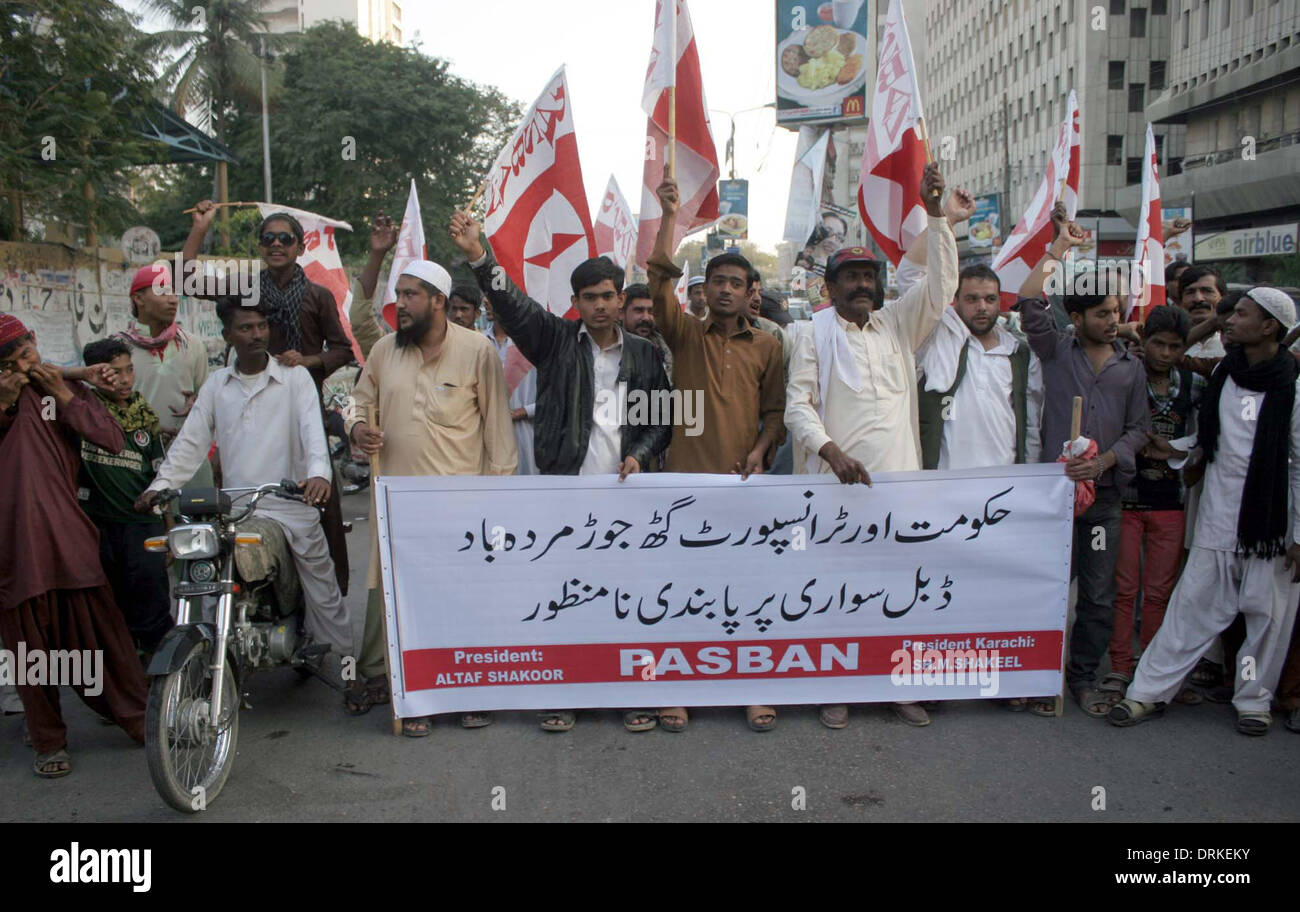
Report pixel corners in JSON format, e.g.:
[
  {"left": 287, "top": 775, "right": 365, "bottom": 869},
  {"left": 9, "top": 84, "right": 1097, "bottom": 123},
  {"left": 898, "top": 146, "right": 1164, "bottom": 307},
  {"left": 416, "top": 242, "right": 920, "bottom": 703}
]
[{"left": 78, "top": 338, "right": 173, "bottom": 654}]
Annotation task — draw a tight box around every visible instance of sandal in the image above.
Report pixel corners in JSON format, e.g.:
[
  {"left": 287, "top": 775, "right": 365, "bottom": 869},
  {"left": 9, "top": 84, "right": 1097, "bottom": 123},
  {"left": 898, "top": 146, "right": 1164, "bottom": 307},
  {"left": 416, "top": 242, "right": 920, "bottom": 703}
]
[
  {"left": 622, "top": 710, "right": 658, "bottom": 732},
  {"left": 539, "top": 710, "right": 575, "bottom": 732},
  {"left": 1026, "top": 696, "right": 1058, "bottom": 717},
  {"left": 1235, "top": 711, "right": 1271, "bottom": 736},
  {"left": 1004, "top": 697, "right": 1028, "bottom": 712},
  {"left": 1098, "top": 672, "right": 1131, "bottom": 696},
  {"left": 819, "top": 704, "right": 849, "bottom": 729},
  {"left": 1107, "top": 698, "right": 1166, "bottom": 726},
  {"left": 658, "top": 707, "right": 688, "bottom": 732},
  {"left": 1286, "top": 708, "right": 1300, "bottom": 733},
  {"left": 746, "top": 705, "right": 777, "bottom": 732},
  {"left": 1174, "top": 685, "right": 1203, "bottom": 705},
  {"left": 460, "top": 712, "right": 493, "bottom": 729},
  {"left": 1189, "top": 657, "right": 1222, "bottom": 688},
  {"left": 34, "top": 748, "right": 71, "bottom": 779},
  {"left": 343, "top": 676, "right": 390, "bottom": 716},
  {"left": 1076, "top": 687, "right": 1121, "bottom": 718},
  {"left": 401, "top": 716, "right": 432, "bottom": 738}
]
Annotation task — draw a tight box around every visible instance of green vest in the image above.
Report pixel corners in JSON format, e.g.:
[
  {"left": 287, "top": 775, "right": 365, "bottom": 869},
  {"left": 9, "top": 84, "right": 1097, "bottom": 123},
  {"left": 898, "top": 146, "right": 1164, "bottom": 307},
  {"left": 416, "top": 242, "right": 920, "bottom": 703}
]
[{"left": 919, "top": 340, "right": 1031, "bottom": 470}]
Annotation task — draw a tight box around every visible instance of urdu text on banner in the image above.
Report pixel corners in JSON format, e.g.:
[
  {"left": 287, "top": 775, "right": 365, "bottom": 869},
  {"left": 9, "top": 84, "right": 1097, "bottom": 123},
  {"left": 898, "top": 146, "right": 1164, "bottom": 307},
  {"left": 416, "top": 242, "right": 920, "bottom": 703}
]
[{"left": 374, "top": 467, "right": 1073, "bottom": 717}]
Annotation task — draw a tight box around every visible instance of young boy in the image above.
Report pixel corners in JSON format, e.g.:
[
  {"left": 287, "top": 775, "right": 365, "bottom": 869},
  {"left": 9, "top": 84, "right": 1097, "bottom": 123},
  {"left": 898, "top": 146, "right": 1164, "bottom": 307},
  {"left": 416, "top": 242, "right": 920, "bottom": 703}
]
[
  {"left": 1104, "top": 306, "right": 1205, "bottom": 695},
  {"left": 78, "top": 337, "right": 174, "bottom": 655}
]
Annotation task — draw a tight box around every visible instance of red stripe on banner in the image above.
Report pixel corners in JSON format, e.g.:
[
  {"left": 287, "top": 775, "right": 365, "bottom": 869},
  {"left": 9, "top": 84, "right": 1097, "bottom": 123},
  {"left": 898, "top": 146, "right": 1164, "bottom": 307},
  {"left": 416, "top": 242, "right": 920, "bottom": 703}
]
[{"left": 402, "top": 630, "right": 1063, "bottom": 691}]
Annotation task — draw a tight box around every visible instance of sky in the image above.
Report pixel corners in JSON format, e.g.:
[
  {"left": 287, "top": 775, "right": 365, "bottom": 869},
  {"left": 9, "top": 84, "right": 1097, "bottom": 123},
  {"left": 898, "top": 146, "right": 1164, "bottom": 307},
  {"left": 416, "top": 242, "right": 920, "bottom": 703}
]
[{"left": 121, "top": 0, "right": 805, "bottom": 251}]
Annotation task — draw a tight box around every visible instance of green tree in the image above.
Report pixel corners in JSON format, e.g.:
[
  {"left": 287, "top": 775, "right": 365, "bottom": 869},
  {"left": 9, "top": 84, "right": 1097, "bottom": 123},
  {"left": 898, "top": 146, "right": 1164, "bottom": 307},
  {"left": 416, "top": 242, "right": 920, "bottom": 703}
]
[
  {"left": 264, "top": 22, "right": 520, "bottom": 264},
  {"left": 139, "top": 0, "right": 275, "bottom": 144},
  {"left": 0, "top": 0, "right": 156, "bottom": 241}
]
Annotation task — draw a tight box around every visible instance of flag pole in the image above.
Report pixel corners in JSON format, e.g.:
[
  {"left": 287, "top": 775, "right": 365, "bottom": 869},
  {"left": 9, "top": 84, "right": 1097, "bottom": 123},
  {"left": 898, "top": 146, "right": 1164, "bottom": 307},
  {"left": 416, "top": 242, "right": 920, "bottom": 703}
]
[
  {"left": 465, "top": 178, "right": 488, "bottom": 214},
  {"left": 915, "top": 116, "right": 940, "bottom": 199},
  {"left": 667, "top": 0, "right": 677, "bottom": 179}
]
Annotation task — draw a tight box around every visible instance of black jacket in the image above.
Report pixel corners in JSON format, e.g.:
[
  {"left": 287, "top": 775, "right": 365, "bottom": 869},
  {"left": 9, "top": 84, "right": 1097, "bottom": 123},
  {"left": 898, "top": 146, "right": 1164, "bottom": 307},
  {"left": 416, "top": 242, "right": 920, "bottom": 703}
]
[{"left": 471, "top": 244, "right": 672, "bottom": 474}]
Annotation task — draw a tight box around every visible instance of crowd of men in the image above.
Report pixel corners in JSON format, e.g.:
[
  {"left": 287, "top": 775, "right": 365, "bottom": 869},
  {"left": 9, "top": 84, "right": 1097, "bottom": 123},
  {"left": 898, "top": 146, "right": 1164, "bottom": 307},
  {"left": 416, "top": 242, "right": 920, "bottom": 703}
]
[{"left": 3, "top": 161, "right": 1299, "bottom": 778}]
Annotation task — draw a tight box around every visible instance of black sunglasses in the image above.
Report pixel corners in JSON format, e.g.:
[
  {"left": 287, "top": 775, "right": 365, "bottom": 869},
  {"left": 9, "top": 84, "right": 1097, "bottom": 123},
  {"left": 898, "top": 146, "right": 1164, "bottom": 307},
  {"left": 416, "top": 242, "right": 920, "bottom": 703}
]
[{"left": 259, "top": 231, "right": 297, "bottom": 247}]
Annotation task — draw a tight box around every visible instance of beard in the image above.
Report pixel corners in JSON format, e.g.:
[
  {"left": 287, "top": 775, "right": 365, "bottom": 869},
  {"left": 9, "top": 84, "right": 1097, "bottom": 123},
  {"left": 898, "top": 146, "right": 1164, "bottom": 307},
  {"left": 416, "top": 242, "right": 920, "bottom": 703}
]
[{"left": 395, "top": 311, "right": 435, "bottom": 348}]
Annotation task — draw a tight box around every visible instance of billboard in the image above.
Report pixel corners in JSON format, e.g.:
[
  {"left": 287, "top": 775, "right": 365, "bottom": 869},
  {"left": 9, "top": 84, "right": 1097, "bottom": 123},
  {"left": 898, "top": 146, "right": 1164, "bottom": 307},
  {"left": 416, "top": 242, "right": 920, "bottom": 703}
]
[
  {"left": 1194, "top": 223, "right": 1297, "bottom": 261},
  {"left": 968, "top": 195, "right": 1001, "bottom": 249},
  {"left": 718, "top": 179, "right": 750, "bottom": 239},
  {"left": 776, "top": 0, "right": 871, "bottom": 127}
]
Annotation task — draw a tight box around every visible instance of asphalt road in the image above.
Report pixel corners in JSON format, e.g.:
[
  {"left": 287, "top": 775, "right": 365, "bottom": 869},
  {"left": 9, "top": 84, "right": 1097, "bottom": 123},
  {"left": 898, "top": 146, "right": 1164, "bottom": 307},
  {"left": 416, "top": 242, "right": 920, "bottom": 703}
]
[{"left": 3, "top": 492, "right": 1298, "bottom": 823}]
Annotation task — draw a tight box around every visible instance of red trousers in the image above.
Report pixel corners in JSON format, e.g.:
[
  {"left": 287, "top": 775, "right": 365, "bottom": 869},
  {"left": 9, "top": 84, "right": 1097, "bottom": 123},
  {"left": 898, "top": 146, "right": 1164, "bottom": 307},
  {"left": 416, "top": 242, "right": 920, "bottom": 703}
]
[
  {"left": 0, "top": 585, "right": 147, "bottom": 754},
  {"left": 1109, "top": 508, "right": 1186, "bottom": 676}
]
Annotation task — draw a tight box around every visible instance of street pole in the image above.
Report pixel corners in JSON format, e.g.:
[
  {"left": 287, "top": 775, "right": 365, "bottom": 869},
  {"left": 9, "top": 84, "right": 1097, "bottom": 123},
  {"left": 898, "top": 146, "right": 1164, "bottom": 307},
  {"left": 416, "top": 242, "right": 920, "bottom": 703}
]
[
  {"left": 1001, "top": 92, "right": 1011, "bottom": 243},
  {"left": 260, "top": 34, "right": 272, "bottom": 204}
]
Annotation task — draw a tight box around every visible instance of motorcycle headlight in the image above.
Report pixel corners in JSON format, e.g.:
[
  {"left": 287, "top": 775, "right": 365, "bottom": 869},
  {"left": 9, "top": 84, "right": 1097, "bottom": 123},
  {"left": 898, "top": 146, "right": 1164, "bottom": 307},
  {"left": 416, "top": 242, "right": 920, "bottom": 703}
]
[
  {"left": 189, "top": 560, "right": 217, "bottom": 583},
  {"left": 168, "top": 524, "right": 219, "bottom": 559}
]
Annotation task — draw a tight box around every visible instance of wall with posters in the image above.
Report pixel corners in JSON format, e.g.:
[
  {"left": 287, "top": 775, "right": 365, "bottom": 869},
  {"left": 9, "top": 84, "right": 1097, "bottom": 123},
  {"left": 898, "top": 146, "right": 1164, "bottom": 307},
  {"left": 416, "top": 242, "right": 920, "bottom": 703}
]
[
  {"left": 0, "top": 242, "right": 225, "bottom": 367},
  {"left": 775, "top": 0, "right": 872, "bottom": 126}
]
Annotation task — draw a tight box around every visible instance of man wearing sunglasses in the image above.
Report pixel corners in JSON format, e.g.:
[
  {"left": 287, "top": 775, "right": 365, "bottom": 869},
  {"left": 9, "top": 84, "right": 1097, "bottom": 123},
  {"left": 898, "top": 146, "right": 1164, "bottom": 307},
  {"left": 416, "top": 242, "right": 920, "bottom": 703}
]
[{"left": 184, "top": 201, "right": 355, "bottom": 596}]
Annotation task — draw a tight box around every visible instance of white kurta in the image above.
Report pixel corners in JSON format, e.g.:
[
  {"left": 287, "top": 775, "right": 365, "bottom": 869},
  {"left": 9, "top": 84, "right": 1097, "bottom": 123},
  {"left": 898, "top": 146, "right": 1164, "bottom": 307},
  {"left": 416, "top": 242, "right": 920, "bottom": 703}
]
[
  {"left": 1127, "top": 376, "right": 1300, "bottom": 713},
  {"left": 579, "top": 324, "right": 624, "bottom": 475},
  {"left": 785, "top": 215, "right": 958, "bottom": 475},
  {"left": 148, "top": 359, "right": 351, "bottom": 654},
  {"left": 510, "top": 368, "right": 539, "bottom": 476},
  {"left": 917, "top": 307, "right": 1044, "bottom": 469}
]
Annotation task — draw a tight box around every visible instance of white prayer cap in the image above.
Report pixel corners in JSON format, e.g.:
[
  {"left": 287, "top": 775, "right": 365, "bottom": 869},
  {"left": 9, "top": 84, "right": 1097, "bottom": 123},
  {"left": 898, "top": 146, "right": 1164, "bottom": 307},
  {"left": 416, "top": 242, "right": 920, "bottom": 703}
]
[
  {"left": 399, "top": 260, "right": 452, "bottom": 298},
  {"left": 1246, "top": 286, "right": 1298, "bottom": 331}
]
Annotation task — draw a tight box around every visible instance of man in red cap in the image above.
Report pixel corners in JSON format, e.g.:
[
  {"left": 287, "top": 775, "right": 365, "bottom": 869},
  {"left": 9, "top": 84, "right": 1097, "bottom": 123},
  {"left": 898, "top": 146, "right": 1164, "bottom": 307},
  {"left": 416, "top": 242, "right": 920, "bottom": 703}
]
[
  {"left": 119, "top": 262, "right": 214, "bottom": 488},
  {"left": 0, "top": 315, "right": 148, "bottom": 778},
  {"left": 785, "top": 163, "right": 959, "bottom": 730}
]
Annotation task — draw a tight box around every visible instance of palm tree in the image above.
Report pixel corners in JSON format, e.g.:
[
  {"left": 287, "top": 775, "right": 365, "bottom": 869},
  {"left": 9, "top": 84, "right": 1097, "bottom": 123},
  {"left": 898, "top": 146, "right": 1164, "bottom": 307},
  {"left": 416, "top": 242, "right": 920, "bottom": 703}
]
[{"left": 139, "top": 0, "right": 273, "bottom": 144}]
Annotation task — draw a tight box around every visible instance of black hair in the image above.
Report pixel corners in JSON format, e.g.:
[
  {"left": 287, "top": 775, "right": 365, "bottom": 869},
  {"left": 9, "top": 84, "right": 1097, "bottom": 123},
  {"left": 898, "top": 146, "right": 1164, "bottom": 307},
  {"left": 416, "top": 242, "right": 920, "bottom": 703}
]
[
  {"left": 705, "top": 252, "right": 754, "bottom": 287},
  {"left": 83, "top": 337, "right": 131, "bottom": 366},
  {"left": 623, "top": 282, "right": 651, "bottom": 304},
  {"left": 448, "top": 283, "right": 482, "bottom": 309},
  {"left": 1142, "top": 304, "right": 1191, "bottom": 343},
  {"left": 0, "top": 333, "right": 33, "bottom": 361},
  {"left": 1164, "top": 258, "right": 1189, "bottom": 288},
  {"left": 747, "top": 264, "right": 762, "bottom": 285},
  {"left": 1062, "top": 267, "right": 1118, "bottom": 315},
  {"left": 957, "top": 263, "right": 1001, "bottom": 294},
  {"left": 216, "top": 297, "right": 272, "bottom": 330},
  {"left": 570, "top": 256, "right": 624, "bottom": 295},
  {"left": 1177, "top": 265, "right": 1226, "bottom": 299},
  {"left": 257, "top": 212, "right": 305, "bottom": 244},
  {"left": 1216, "top": 290, "right": 1241, "bottom": 316}
]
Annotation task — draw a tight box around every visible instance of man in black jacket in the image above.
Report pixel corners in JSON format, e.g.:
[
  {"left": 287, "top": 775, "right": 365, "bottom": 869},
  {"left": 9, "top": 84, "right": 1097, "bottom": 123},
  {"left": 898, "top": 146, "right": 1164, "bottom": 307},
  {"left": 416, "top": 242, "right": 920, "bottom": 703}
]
[{"left": 450, "top": 209, "right": 673, "bottom": 734}]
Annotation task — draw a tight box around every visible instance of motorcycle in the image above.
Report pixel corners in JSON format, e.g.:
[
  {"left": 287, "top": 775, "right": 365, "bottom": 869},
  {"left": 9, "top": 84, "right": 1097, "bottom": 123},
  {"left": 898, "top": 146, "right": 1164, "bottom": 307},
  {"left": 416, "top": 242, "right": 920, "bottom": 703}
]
[
  {"left": 325, "top": 391, "right": 370, "bottom": 494},
  {"left": 142, "top": 481, "right": 339, "bottom": 813}
]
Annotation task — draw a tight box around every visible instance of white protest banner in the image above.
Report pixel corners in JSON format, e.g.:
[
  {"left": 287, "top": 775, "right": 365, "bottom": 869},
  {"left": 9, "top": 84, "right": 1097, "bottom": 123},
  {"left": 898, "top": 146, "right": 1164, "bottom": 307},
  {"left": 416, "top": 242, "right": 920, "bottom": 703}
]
[{"left": 374, "top": 467, "right": 1072, "bottom": 717}]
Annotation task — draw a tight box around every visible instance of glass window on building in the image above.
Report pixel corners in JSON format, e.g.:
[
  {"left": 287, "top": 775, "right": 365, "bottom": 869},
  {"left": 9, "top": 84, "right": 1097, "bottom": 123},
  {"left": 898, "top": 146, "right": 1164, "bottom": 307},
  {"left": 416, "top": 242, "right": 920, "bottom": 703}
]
[
  {"left": 1110, "top": 0, "right": 1125, "bottom": 13},
  {"left": 1129, "top": 82, "right": 1145, "bottom": 112},
  {"left": 1127, "top": 156, "right": 1143, "bottom": 184},
  {"left": 1150, "top": 60, "right": 1166, "bottom": 90},
  {"left": 1107, "top": 135, "right": 1124, "bottom": 165},
  {"left": 1131, "top": 7, "right": 1147, "bottom": 36},
  {"left": 1152, "top": 0, "right": 1167, "bottom": 13},
  {"left": 1109, "top": 60, "right": 1126, "bottom": 89}
]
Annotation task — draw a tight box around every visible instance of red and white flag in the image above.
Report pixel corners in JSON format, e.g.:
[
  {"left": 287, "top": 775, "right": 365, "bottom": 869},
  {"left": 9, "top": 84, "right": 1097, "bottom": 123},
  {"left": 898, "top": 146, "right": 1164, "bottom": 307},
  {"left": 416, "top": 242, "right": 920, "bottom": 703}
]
[
  {"left": 484, "top": 67, "right": 596, "bottom": 317},
  {"left": 1127, "top": 124, "right": 1165, "bottom": 320},
  {"left": 857, "top": 0, "right": 928, "bottom": 266},
  {"left": 992, "top": 90, "right": 1081, "bottom": 309},
  {"left": 674, "top": 261, "right": 689, "bottom": 310},
  {"left": 255, "top": 203, "right": 363, "bottom": 363},
  {"left": 377, "top": 179, "right": 427, "bottom": 331},
  {"left": 594, "top": 174, "right": 637, "bottom": 270},
  {"left": 635, "top": 0, "right": 720, "bottom": 267}
]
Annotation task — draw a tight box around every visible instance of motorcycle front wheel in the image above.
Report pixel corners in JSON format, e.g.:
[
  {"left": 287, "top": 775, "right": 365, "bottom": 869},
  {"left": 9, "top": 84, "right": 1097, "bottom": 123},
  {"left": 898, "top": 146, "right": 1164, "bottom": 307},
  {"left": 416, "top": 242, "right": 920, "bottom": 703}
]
[{"left": 145, "top": 636, "right": 240, "bottom": 813}]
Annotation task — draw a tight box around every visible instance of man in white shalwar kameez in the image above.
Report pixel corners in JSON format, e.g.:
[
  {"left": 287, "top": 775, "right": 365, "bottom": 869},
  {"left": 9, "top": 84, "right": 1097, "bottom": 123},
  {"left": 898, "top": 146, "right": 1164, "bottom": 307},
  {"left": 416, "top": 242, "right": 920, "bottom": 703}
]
[
  {"left": 785, "top": 164, "right": 958, "bottom": 730},
  {"left": 139, "top": 299, "right": 352, "bottom": 657},
  {"left": 1111, "top": 287, "right": 1300, "bottom": 735}
]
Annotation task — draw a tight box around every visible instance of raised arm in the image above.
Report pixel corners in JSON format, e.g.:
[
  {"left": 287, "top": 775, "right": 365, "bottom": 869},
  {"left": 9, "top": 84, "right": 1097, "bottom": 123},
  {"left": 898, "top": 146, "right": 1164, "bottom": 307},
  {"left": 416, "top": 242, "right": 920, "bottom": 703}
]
[
  {"left": 449, "top": 210, "right": 564, "bottom": 367},
  {"left": 647, "top": 166, "right": 687, "bottom": 348}
]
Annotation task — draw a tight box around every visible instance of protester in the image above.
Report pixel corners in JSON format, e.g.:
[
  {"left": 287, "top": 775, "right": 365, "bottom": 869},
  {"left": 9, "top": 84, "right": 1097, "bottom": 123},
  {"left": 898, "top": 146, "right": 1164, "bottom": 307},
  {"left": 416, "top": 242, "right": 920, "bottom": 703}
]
[
  {"left": 447, "top": 283, "right": 484, "bottom": 331},
  {"left": 185, "top": 200, "right": 353, "bottom": 596},
  {"left": 686, "top": 275, "right": 708, "bottom": 321},
  {"left": 917, "top": 262, "right": 1043, "bottom": 472},
  {"left": 622, "top": 282, "right": 673, "bottom": 382},
  {"left": 1102, "top": 305, "right": 1205, "bottom": 700},
  {"left": 509, "top": 366, "right": 539, "bottom": 475},
  {"left": 786, "top": 163, "right": 958, "bottom": 729},
  {"left": 119, "top": 262, "right": 213, "bottom": 487},
  {"left": 0, "top": 314, "right": 147, "bottom": 778},
  {"left": 452, "top": 210, "right": 671, "bottom": 733},
  {"left": 346, "top": 259, "right": 517, "bottom": 736},
  {"left": 1165, "top": 259, "right": 1190, "bottom": 305},
  {"left": 746, "top": 265, "right": 793, "bottom": 374},
  {"left": 1017, "top": 216, "right": 1151, "bottom": 719},
  {"left": 78, "top": 338, "right": 174, "bottom": 656},
  {"left": 648, "top": 167, "right": 786, "bottom": 732},
  {"left": 1111, "top": 288, "right": 1300, "bottom": 735},
  {"left": 348, "top": 210, "right": 399, "bottom": 360},
  {"left": 139, "top": 298, "right": 352, "bottom": 662}
]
